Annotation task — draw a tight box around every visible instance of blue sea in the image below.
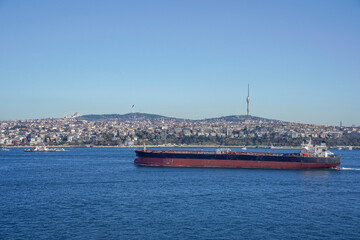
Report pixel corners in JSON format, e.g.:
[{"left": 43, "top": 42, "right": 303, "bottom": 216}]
[{"left": 0, "top": 147, "right": 359, "bottom": 240}]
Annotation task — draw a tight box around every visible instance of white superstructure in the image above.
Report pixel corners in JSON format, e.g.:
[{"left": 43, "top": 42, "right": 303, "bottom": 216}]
[{"left": 300, "top": 139, "right": 334, "bottom": 157}]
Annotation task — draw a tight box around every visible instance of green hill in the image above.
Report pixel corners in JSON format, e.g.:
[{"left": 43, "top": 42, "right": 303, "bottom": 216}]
[{"left": 77, "top": 113, "right": 285, "bottom": 124}]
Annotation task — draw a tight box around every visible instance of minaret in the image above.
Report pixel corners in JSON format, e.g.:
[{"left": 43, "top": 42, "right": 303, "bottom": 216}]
[{"left": 246, "top": 84, "right": 250, "bottom": 116}]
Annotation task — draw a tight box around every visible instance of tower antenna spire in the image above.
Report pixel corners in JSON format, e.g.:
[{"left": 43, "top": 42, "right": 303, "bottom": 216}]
[{"left": 246, "top": 84, "right": 250, "bottom": 116}]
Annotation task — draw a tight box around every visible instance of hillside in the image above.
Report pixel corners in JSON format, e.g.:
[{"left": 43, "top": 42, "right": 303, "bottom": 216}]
[
  {"left": 202, "top": 115, "right": 286, "bottom": 124},
  {"left": 77, "top": 113, "right": 287, "bottom": 124},
  {"left": 77, "top": 113, "right": 181, "bottom": 122}
]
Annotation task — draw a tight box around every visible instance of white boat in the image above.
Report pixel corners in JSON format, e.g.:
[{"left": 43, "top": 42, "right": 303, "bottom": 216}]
[
  {"left": 24, "top": 146, "right": 65, "bottom": 152},
  {"left": 2, "top": 147, "right": 10, "bottom": 151}
]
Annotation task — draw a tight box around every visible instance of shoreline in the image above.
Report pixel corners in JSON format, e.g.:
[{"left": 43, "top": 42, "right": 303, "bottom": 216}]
[
  {"left": 3, "top": 145, "right": 301, "bottom": 149},
  {"left": 4, "top": 145, "right": 358, "bottom": 150}
]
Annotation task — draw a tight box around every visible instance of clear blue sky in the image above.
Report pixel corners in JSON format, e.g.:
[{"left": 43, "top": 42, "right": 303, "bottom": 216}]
[{"left": 0, "top": 0, "right": 359, "bottom": 126}]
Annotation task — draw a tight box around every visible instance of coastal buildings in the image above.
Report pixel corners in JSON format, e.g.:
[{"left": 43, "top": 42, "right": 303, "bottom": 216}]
[{"left": 1, "top": 114, "right": 359, "bottom": 147}]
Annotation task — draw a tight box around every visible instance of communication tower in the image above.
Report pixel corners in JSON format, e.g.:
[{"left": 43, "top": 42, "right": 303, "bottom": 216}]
[{"left": 246, "top": 84, "right": 250, "bottom": 116}]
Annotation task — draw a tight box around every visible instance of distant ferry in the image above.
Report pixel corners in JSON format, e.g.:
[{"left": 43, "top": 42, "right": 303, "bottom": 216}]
[
  {"left": 135, "top": 140, "right": 340, "bottom": 169},
  {"left": 24, "top": 146, "right": 65, "bottom": 152}
]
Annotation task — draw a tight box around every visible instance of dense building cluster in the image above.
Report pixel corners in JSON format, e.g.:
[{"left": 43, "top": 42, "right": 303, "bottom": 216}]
[{"left": 1, "top": 115, "right": 359, "bottom": 147}]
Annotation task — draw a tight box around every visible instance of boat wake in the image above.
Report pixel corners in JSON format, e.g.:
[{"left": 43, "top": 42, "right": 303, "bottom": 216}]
[{"left": 341, "top": 167, "right": 360, "bottom": 171}]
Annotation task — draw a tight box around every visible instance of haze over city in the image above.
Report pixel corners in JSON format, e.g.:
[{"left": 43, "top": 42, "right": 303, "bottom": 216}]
[{"left": 0, "top": 0, "right": 359, "bottom": 126}]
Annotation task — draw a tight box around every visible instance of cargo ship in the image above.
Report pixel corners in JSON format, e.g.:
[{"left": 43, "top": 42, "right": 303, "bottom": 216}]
[{"left": 134, "top": 140, "right": 340, "bottom": 169}]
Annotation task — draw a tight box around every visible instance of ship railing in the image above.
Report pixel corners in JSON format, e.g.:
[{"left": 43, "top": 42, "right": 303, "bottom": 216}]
[{"left": 143, "top": 149, "right": 289, "bottom": 156}]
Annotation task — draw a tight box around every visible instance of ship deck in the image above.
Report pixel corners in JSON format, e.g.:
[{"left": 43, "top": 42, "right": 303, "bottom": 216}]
[
  {"left": 139, "top": 150, "right": 290, "bottom": 157},
  {"left": 136, "top": 149, "right": 339, "bottom": 158}
]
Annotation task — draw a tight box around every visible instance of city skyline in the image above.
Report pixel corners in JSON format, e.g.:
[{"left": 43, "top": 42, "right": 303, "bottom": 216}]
[
  {"left": 1, "top": 110, "right": 358, "bottom": 148},
  {"left": 0, "top": 0, "right": 359, "bottom": 125}
]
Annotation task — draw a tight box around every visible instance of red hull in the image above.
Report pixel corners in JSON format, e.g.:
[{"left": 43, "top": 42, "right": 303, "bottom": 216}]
[{"left": 135, "top": 157, "right": 338, "bottom": 169}]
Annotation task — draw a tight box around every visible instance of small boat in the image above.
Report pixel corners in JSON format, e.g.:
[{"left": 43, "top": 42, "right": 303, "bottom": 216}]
[
  {"left": 24, "top": 146, "right": 65, "bottom": 152},
  {"left": 2, "top": 147, "right": 10, "bottom": 151},
  {"left": 241, "top": 146, "right": 247, "bottom": 150}
]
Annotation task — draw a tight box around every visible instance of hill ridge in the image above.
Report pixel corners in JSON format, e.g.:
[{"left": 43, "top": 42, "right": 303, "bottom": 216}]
[{"left": 77, "top": 112, "right": 287, "bottom": 124}]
